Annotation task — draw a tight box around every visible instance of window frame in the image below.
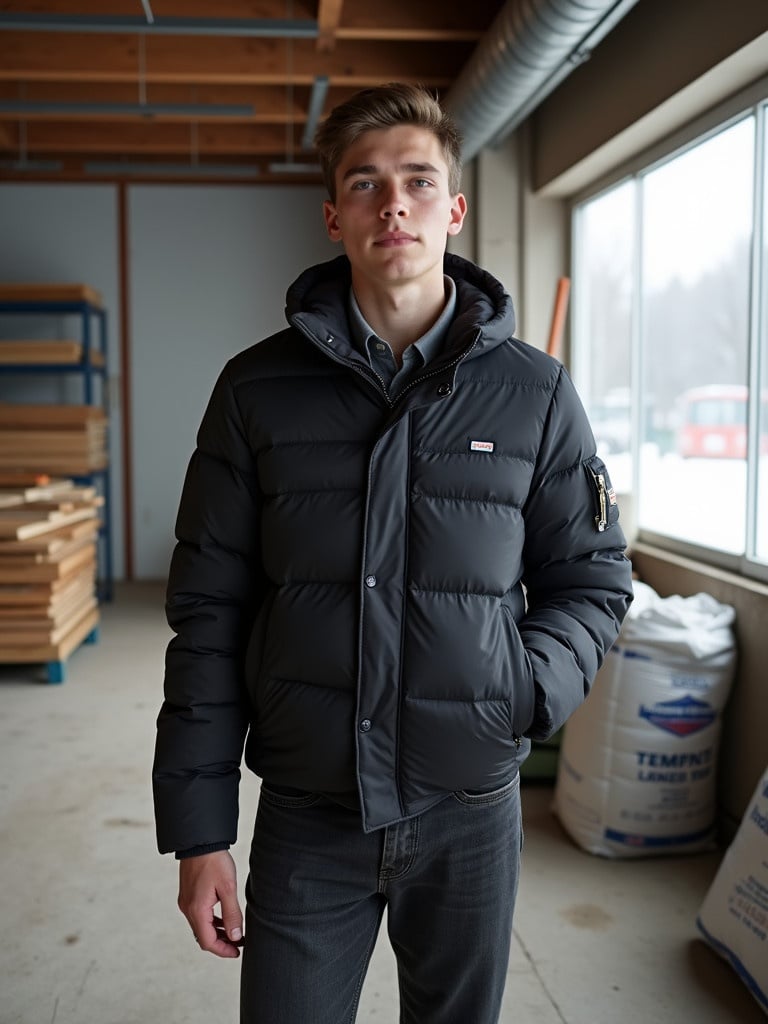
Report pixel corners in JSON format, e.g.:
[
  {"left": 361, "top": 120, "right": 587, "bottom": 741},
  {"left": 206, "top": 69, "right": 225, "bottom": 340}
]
[{"left": 570, "top": 74, "right": 768, "bottom": 584}]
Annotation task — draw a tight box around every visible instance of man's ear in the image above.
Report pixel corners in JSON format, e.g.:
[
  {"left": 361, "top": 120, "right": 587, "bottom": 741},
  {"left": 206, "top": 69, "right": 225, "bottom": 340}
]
[
  {"left": 324, "top": 200, "right": 342, "bottom": 242},
  {"left": 447, "top": 193, "right": 468, "bottom": 236}
]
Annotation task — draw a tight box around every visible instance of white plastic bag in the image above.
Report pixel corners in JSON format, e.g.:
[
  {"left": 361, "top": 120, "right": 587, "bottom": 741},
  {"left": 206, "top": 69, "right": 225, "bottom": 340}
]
[
  {"left": 554, "top": 580, "right": 736, "bottom": 857},
  {"left": 697, "top": 765, "right": 768, "bottom": 1016}
]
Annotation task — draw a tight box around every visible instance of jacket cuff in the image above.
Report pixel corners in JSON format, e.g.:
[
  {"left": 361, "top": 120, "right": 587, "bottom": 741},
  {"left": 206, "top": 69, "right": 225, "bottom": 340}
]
[{"left": 174, "top": 842, "right": 231, "bottom": 860}]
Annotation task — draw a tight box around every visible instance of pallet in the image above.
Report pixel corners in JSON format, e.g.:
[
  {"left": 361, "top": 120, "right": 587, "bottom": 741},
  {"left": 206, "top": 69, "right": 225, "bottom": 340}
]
[
  {"left": 0, "top": 605, "right": 100, "bottom": 683},
  {"left": 0, "top": 477, "right": 102, "bottom": 680}
]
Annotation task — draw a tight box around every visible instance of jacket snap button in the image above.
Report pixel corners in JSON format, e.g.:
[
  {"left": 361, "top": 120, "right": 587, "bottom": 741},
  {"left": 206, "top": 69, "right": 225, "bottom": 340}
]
[
  {"left": 365, "top": 574, "right": 377, "bottom": 588},
  {"left": 437, "top": 382, "right": 452, "bottom": 396},
  {"left": 360, "top": 719, "right": 372, "bottom": 732}
]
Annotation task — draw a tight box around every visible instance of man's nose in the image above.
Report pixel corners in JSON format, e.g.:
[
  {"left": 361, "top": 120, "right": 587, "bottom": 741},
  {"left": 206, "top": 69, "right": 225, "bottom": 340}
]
[{"left": 380, "top": 184, "right": 408, "bottom": 218}]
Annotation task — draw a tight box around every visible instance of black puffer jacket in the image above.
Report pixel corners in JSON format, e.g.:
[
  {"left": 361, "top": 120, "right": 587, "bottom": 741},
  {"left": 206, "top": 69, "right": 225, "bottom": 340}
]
[{"left": 153, "top": 253, "right": 633, "bottom": 850}]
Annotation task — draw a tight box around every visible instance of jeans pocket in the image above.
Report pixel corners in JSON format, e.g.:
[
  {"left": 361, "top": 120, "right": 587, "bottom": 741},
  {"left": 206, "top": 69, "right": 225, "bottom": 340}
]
[
  {"left": 452, "top": 773, "right": 520, "bottom": 806},
  {"left": 259, "top": 785, "right": 323, "bottom": 809}
]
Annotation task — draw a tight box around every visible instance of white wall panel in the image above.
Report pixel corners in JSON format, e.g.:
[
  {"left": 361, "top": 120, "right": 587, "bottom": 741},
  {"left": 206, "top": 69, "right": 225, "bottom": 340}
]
[{"left": 128, "top": 184, "right": 337, "bottom": 580}]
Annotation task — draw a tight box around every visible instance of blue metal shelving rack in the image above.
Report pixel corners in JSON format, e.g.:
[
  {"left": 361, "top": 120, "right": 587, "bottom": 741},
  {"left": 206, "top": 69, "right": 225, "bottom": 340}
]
[{"left": 0, "top": 286, "right": 113, "bottom": 680}]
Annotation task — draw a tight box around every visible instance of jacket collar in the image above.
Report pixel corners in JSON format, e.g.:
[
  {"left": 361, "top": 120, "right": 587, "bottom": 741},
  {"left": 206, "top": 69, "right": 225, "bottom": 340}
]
[{"left": 285, "top": 253, "right": 516, "bottom": 366}]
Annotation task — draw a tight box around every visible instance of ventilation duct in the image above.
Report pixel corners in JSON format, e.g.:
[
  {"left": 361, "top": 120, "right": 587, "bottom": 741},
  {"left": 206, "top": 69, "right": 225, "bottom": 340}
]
[{"left": 444, "top": 0, "right": 640, "bottom": 161}]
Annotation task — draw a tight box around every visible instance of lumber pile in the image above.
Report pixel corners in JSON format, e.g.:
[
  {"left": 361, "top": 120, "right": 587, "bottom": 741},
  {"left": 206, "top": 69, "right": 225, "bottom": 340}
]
[
  {"left": 0, "top": 340, "right": 105, "bottom": 367},
  {"left": 0, "top": 403, "right": 108, "bottom": 474},
  {"left": 0, "top": 477, "right": 100, "bottom": 664}
]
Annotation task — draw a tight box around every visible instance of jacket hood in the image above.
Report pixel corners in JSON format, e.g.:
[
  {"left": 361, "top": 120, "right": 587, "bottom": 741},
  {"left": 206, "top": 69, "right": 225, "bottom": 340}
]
[{"left": 285, "top": 252, "right": 516, "bottom": 360}]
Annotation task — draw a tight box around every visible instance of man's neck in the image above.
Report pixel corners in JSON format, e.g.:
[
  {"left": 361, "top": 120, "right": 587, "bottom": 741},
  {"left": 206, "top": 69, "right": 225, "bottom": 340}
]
[{"left": 351, "top": 275, "right": 447, "bottom": 360}]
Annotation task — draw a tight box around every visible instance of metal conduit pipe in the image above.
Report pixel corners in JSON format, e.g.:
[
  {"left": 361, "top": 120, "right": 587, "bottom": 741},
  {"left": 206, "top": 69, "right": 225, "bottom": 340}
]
[{"left": 444, "top": 0, "right": 640, "bottom": 161}]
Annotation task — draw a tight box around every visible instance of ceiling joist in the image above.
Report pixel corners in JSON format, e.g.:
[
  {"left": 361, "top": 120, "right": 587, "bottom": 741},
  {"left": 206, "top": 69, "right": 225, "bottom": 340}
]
[
  {"left": 316, "top": 0, "right": 342, "bottom": 52},
  {"left": 0, "top": 0, "right": 505, "bottom": 182}
]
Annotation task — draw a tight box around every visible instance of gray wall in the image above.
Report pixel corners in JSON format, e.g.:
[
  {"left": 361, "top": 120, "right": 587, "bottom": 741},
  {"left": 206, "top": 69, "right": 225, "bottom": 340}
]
[{"left": 128, "top": 184, "right": 336, "bottom": 579}]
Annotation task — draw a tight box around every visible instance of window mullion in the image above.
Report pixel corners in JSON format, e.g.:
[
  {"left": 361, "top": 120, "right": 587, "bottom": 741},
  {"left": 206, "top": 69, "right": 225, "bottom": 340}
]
[
  {"left": 744, "top": 102, "right": 766, "bottom": 571},
  {"left": 631, "top": 175, "right": 643, "bottom": 513}
]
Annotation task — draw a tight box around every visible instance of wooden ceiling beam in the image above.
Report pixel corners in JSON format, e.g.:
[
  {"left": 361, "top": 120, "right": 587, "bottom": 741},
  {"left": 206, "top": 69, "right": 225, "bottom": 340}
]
[
  {"left": 0, "top": 34, "right": 466, "bottom": 86},
  {"left": 13, "top": 121, "right": 304, "bottom": 155},
  {"left": 317, "top": 0, "right": 343, "bottom": 52},
  {"left": 0, "top": 81, "right": 302, "bottom": 110}
]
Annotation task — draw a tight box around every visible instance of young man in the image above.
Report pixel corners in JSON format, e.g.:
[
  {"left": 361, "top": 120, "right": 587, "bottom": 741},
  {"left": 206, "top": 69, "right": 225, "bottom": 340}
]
[{"left": 153, "top": 84, "right": 633, "bottom": 1024}]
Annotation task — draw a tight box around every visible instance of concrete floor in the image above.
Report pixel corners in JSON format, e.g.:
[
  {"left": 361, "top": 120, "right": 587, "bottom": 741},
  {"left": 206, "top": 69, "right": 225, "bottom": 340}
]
[{"left": 0, "top": 583, "right": 762, "bottom": 1024}]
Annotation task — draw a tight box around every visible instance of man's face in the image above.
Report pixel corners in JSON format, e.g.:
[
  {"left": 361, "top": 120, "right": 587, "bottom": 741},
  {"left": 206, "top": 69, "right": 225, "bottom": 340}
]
[{"left": 323, "top": 125, "right": 466, "bottom": 293}]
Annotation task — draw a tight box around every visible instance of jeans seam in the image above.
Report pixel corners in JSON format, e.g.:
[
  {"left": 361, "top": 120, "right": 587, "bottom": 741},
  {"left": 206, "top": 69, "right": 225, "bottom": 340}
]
[
  {"left": 346, "top": 906, "right": 384, "bottom": 1024},
  {"left": 378, "top": 817, "right": 420, "bottom": 891}
]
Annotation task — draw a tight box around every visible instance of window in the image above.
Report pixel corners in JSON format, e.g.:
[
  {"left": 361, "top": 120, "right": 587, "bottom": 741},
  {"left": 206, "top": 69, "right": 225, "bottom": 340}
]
[
  {"left": 572, "top": 99, "right": 767, "bottom": 578},
  {"left": 572, "top": 182, "right": 634, "bottom": 496}
]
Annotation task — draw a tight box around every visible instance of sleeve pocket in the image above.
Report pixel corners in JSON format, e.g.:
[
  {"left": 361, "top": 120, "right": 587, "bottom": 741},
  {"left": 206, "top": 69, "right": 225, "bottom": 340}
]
[{"left": 585, "top": 455, "right": 620, "bottom": 532}]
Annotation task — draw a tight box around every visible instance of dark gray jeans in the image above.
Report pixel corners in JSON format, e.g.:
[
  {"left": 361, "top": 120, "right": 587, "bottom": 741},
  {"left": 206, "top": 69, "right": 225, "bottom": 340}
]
[{"left": 240, "top": 775, "right": 523, "bottom": 1023}]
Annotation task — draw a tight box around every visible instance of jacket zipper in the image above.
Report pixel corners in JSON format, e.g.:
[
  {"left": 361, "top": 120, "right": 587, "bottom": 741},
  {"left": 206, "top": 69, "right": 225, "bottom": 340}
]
[
  {"left": 292, "top": 319, "right": 395, "bottom": 407},
  {"left": 293, "top": 317, "right": 482, "bottom": 409},
  {"left": 391, "top": 331, "right": 481, "bottom": 404},
  {"left": 592, "top": 469, "right": 609, "bottom": 532}
]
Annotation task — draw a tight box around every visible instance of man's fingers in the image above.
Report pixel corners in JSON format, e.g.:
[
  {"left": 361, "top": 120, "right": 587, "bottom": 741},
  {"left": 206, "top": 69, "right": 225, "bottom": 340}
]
[
  {"left": 193, "top": 918, "right": 241, "bottom": 958},
  {"left": 217, "top": 879, "right": 244, "bottom": 943},
  {"left": 213, "top": 915, "right": 244, "bottom": 946}
]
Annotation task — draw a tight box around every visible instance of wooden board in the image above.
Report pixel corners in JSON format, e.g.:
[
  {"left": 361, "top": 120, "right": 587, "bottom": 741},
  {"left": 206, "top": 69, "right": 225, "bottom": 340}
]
[
  {"left": 0, "top": 605, "right": 99, "bottom": 662},
  {"left": 0, "top": 404, "right": 106, "bottom": 426},
  {"left": 0, "top": 341, "right": 105, "bottom": 367},
  {"left": 0, "top": 506, "right": 97, "bottom": 540},
  {"left": 0, "top": 456, "right": 108, "bottom": 474},
  {"left": 0, "top": 483, "right": 98, "bottom": 513},
  {"left": 0, "top": 529, "right": 97, "bottom": 566},
  {"left": 0, "top": 519, "right": 99, "bottom": 555},
  {"left": 0, "top": 543, "right": 94, "bottom": 582},
  {"left": 3, "top": 481, "right": 96, "bottom": 503},
  {"left": 0, "top": 592, "right": 96, "bottom": 634},
  {"left": 14, "top": 495, "right": 102, "bottom": 513},
  {"left": 0, "top": 472, "right": 53, "bottom": 487},
  {"left": 0, "top": 575, "right": 94, "bottom": 621},
  {"left": 0, "top": 568, "right": 95, "bottom": 606},
  {"left": 0, "top": 283, "right": 103, "bottom": 307},
  {"left": 0, "top": 430, "right": 107, "bottom": 450}
]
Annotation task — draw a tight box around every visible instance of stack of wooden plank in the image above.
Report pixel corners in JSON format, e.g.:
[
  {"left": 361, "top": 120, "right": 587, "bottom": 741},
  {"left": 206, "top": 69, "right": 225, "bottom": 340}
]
[
  {"left": 0, "top": 477, "right": 100, "bottom": 665},
  {"left": 0, "top": 340, "right": 105, "bottom": 367},
  {"left": 0, "top": 404, "right": 108, "bottom": 474}
]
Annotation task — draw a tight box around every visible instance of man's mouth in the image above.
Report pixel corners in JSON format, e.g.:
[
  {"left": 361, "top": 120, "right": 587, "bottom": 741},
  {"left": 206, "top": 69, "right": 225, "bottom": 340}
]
[{"left": 375, "top": 232, "right": 417, "bottom": 247}]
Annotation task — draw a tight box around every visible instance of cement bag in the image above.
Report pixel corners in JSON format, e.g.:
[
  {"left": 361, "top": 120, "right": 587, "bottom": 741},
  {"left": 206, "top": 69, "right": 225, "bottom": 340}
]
[
  {"left": 554, "top": 580, "right": 736, "bottom": 857},
  {"left": 697, "top": 766, "right": 768, "bottom": 1016}
]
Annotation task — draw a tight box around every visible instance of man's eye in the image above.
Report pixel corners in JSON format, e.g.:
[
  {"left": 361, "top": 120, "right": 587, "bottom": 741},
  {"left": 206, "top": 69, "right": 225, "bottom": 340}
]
[
  {"left": 413, "top": 179, "right": 432, "bottom": 188},
  {"left": 351, "top": 180, "right": 375, "bottom": 191}
]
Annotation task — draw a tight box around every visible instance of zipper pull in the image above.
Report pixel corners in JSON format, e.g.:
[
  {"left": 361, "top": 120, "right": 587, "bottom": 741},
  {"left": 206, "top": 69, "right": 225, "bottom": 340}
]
[{"left": 594, "top": 472, "right": 608, "bottom": 532}]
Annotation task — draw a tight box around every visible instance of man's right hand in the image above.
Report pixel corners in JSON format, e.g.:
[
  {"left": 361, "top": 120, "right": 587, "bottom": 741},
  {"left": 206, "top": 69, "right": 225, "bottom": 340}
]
[{"left": 177, "top": 849, "right": 244, "bottom": 958}]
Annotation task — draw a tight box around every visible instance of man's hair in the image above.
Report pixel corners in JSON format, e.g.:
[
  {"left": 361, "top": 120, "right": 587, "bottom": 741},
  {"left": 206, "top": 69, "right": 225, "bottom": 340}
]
[{"left": 314, "top": 83, "right": 463, "bottom": 203}]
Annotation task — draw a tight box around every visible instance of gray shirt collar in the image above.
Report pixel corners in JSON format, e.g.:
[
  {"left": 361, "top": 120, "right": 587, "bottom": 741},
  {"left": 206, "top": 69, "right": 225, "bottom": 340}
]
[{"left": 348, "top": 276, "right": 457, "bottom": 375}]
